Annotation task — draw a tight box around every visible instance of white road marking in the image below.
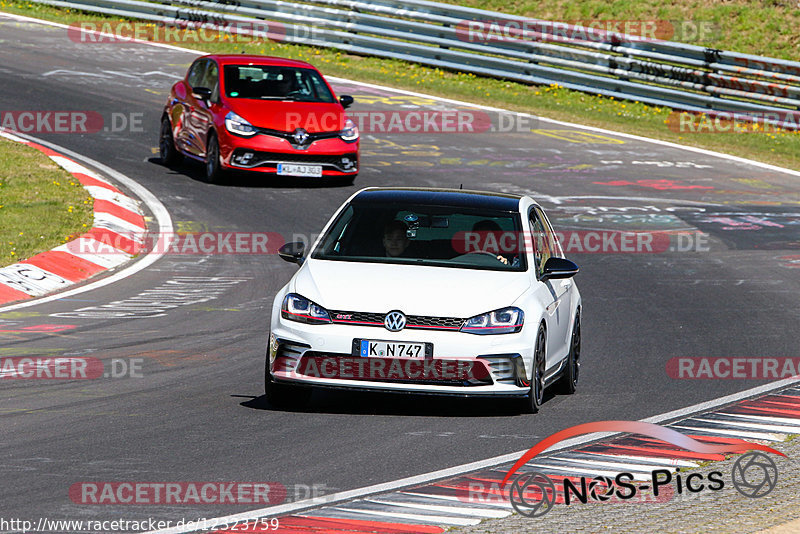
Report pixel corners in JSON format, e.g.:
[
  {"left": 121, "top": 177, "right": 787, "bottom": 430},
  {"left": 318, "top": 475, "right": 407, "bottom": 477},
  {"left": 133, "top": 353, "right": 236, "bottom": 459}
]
[
  {"left": 400, "top": 491, "right": 512, "bottom": 509},
  {"left": 572, "top": 452, "right": 697, "bottom": 467},
  {"left": 717, "top": 412, "right": 800, "bottom": 427},
  {"left": 93, "top": 212, "right": 146, "bottom": 235},
  {"left": 52, "top": 241, "right": 131, "bottom": 269},
  {"left": 522, "top": 461, "right": 652, "bottom": 481},
  {"left": 691, "top": 416, "right": 800, "bottom": 433},
  {"left": 364, "top": 499, "right": 510, "bottom": 518},
  {"left": 321, "top": 506, "right": 481, "bottom": 526},
  {"left": 547, "top": 454, "right": 689, "bottom": 472},
  {"left": 85, "top": 186, "right": 142, "bottom": 212},
  {"left": 670, "top": 424, "right": 783, "bottom": 441}
]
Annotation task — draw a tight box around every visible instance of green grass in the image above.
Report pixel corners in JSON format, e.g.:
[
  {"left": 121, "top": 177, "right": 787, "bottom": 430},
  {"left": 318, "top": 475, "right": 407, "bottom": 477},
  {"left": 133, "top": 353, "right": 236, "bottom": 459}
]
[
  {"left": 0, "top": 135, "right": 93, "bottom": 267},
  {"left": 1, "top": 0, "right": 799, "bottom": 176}
]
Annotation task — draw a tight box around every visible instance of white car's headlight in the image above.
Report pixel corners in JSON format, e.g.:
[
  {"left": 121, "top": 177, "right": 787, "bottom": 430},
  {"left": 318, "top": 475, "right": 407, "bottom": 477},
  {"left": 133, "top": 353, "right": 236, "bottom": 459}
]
[
  {"left": 225, "top": 111, "right": 257, "bottom": 136},
  {"left": 461, "top": 307, "right": 524, "bottom": 335},
  {"left": 340, "top": 118, "right": 359, "bottom": 142},
  {"left": 281, "top": 293, "right": 331, "bottom": 324}
]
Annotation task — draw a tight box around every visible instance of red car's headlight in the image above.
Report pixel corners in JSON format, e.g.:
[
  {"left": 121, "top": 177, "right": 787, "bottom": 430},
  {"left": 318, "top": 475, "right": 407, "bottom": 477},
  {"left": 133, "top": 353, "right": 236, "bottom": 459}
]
[
  {"left": 225, "top": 111, "right": 257, "bottom": 137},
  {"left": 340, "top": 119, "right": 359, "bottom": 142}
]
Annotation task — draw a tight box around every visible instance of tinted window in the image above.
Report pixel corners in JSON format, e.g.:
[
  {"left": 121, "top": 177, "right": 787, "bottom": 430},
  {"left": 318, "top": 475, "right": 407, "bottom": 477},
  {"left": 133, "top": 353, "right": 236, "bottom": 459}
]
[
  {"left": 222, "top": 65, "right": 335, "bottom": 102},
  {"left": 202, "top": 61, "right": 219, "bottom": 98},
  {"left": 186, "top": 59, "right": 206, "bottom": 89},
  {"left": 312, "top": 202, "right": 526, "bottom": 272},
  {"left": 529, "top": 207, "right": 557, "bottom": 277}
]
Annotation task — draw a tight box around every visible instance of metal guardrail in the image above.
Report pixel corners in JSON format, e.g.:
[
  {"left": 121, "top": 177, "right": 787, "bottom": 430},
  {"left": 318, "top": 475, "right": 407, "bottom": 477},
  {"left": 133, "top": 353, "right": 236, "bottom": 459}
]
[{"left": 33, "top": 0, "right": 800, "bottom": 127}]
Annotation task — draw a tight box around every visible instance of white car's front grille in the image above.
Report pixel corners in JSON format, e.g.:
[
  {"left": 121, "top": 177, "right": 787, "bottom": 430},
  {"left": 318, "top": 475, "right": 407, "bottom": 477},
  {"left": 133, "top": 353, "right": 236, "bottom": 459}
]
[{"left": 329, "top": 310, "right": 465, "bottom": 331}]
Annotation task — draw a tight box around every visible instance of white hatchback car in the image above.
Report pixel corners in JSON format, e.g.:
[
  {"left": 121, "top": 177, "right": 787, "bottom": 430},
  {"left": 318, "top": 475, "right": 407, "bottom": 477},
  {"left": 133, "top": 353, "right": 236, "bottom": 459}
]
[{"left": 267, "top": 187, "right": 581, "bottom": 413}]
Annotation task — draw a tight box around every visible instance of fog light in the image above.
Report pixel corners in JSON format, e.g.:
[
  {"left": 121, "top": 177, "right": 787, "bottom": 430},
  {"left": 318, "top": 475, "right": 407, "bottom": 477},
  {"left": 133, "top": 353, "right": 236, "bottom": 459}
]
[
  {"left": 341, "top": 157, "right": 354, "bottom": 170},
  {"left": 235, "top": 152, "right": 254, "bottom": 165}
]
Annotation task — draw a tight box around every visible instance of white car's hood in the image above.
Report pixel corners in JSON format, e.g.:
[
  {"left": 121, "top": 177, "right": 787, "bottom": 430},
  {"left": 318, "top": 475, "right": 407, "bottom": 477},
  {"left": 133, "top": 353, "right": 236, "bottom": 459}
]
[{"left": 293, "top": 259, "right": 530, "bottom": 317}]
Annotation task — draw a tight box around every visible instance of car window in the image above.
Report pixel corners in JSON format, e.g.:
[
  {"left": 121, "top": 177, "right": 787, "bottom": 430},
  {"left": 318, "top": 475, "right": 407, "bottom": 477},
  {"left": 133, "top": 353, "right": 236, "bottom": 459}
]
[
  {"left": 311, "top": 202, "right": 527, "bottom": 272},
  {"left": 202, "top": 60, "right": 220, "bottom": 100},
  {"left": 222, "top": 65, "right": 335, "bottom": 102},
  {"left": 535, "top": 206, "right": 562, "bottom": 258},
  {"left": 186, "top": 59, "right": 207, "bottom": 89},
  {"left": 529, "top": 208, "right": 554, "bottom": 277}
]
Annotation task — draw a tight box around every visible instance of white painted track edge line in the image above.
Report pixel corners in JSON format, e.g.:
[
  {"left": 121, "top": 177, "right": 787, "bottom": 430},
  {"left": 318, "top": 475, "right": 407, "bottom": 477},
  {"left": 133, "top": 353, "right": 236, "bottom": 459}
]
[
  {"left": 0, "top": 131, "right": 174, "bottom": 312},
  {"left": 363, "top": 498, "right": 510, "bottom": 518},
  {"left": 323, "top": 507, "right": 481, "bottom": 526},
  {"left": 401, "top": 491, "right": 512, "bottom": 509}
]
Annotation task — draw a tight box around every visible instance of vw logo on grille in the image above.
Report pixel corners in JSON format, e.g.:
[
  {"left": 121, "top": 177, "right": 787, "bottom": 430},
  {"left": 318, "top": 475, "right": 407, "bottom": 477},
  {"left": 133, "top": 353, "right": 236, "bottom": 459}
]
[
  {"left": 292, "top": 128, "right": 309, "bottom": 145},
  {"left": 384, "top": 311, "right": 407, "bottom": 332}
]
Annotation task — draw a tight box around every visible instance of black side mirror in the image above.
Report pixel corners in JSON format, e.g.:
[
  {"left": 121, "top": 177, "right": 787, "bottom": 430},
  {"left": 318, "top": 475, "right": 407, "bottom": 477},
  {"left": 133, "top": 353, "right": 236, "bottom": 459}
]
[
  {"left": 339, "top": 95, "right": 354, "bottom": 109},
  {"left": 541, "top": 257, "right": 579, "bottom": 280},
  {"left": 192, "top": 87, "right": 213, "bottom": 102},
  {"left": 278, "top": 242, "right": 306, "bottom": 264}
]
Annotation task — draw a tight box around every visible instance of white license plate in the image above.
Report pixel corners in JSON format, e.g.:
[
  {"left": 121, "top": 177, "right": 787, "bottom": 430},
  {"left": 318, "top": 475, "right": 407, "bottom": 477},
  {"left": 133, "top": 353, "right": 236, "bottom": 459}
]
[
  {"left": 359, "top": 340, "right": 425, "bottom": 358},
  {"left": 277, "top": 163, "right": 323, "bottom": 177}
]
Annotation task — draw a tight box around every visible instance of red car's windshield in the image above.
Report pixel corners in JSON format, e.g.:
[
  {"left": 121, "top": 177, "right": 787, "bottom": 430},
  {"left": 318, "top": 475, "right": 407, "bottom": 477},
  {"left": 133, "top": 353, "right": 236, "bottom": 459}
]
[{"left": 223, "top": 65, "right": 336, "bottom": 103}]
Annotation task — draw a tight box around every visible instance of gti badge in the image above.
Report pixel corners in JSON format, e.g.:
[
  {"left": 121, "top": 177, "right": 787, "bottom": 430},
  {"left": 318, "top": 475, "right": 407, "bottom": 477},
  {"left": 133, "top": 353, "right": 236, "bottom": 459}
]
[
  {"left": 384, "top": 311, "right": 407, "bottom": 332},
  {"left": 292, "top": 128, "right": 309, "bottom": 146}
]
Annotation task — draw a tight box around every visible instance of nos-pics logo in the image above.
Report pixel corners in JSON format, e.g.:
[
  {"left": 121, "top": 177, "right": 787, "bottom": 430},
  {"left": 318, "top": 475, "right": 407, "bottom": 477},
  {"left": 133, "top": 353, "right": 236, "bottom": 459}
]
[{"left": 502, "top": 420, "right": 783, "bottom": 517}]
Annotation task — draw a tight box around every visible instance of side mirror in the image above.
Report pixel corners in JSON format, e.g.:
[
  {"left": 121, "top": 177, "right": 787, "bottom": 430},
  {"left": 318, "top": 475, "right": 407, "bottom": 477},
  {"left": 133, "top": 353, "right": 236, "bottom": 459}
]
[
  {"left": 192, "top": 87, "right": 213, "bottom": 102},
  {"left": 541, "top": 257, "right": 579, "bottom": 280},
  {"left": 278, "top": 241, "right": 306, "bottom": 265},
  {"left": 339, "top": 95, "right": 354, "bottom": 109}
]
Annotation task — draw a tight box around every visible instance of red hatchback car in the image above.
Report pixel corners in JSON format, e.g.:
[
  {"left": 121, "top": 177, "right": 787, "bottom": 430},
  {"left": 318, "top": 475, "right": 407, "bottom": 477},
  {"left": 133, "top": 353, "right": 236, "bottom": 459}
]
[{"left": 160, "top": 55, "right": 359, "bottom": 183}]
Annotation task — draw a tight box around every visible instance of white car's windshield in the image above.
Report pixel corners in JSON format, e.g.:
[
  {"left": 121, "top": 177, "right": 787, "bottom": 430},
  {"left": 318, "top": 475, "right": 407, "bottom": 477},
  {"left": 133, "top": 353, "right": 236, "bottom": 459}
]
[{"left": 311, "top": 203, "right": 528, "bottom": 271}]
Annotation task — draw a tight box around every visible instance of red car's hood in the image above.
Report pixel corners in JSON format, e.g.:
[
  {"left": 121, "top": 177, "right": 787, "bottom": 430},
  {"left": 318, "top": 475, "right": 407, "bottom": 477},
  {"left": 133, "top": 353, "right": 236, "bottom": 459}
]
[{"left": 227, "top": 100, "right": 345, "bottom": 133}]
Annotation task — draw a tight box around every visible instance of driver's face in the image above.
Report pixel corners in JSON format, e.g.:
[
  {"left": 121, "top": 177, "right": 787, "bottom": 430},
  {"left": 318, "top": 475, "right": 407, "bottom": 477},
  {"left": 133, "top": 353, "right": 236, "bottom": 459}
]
[{"left": 383, "top": 230, "right": 409, "bottom": 257}]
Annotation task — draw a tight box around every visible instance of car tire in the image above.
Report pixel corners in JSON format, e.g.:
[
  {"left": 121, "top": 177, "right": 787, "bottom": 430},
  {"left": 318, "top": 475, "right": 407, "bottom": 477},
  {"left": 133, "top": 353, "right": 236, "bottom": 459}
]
[
  {"left": 264, "top": 349, "right": 311, "bottom": 409},
  {"left": 204, "top": 132, "right": 225, "bottom": 184},
  {"left": 519, "top": 323, "right": 546, "bottom": 414},
  {"left": 555, "top": 312, "right": 581, "bottom": 395},
  {"left": 159, "top": 116, "right": 181, "bottom": 166}
]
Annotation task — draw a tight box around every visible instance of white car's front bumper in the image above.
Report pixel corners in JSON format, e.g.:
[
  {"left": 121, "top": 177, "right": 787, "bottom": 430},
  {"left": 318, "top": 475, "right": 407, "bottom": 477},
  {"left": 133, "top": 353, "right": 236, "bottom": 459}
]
[{"left": 269, "top": 318, "right": 535, "bottom": 397}]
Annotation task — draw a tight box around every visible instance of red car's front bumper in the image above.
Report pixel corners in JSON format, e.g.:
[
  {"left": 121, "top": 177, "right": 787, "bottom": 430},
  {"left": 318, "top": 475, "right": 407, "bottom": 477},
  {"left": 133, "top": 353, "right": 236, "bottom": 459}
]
[{"left": 217, "top": 128, "right": 359, "bottom": 176}]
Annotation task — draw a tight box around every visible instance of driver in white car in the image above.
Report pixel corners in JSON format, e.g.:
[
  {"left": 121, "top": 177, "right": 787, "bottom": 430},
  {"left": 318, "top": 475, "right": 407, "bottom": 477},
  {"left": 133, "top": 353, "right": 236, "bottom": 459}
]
[
  {"left": 382, "top": 220, "right": 411, "bottom": 257},
  {"left": 471, "top": 219, "right": 519, "bottom": 267}
]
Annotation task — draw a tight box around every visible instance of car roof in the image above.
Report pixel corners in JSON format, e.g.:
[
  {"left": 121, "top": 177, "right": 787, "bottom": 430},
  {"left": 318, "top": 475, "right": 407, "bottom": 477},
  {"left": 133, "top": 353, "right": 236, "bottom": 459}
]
[
  {"left": 201, "top": 55, "right": 318, "bottom": 69},
  {"left": 352, "top": 187, "right": 524, "bottom": 212}
]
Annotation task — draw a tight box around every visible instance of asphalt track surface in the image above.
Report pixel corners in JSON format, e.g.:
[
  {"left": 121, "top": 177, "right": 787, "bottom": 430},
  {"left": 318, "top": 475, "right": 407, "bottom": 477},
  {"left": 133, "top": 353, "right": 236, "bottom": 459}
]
[{"left": 1, "top": 14, "right": 799, "bottom": 528}]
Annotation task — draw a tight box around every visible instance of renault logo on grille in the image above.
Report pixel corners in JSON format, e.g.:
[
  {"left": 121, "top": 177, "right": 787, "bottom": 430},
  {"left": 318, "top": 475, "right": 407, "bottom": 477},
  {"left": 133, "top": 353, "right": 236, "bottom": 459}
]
[
  {"left": 292, "top": 128, "right": 309, "bottom": 145},
  {"left": 384, "top": 311, "right": 407, "bottom": 332}
]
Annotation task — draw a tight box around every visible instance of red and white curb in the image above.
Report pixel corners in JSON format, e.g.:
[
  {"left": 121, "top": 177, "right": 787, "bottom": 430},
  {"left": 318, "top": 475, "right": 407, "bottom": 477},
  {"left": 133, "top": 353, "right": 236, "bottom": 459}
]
[
  {"left": 0, "top": 129, "right": 147, "bottom": 305},
  {"left": 239, "top": 388, "right": 800, "bottom": 532},
  {"left": 145, "top": 379, "right": 800, "bottom": 534}
]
